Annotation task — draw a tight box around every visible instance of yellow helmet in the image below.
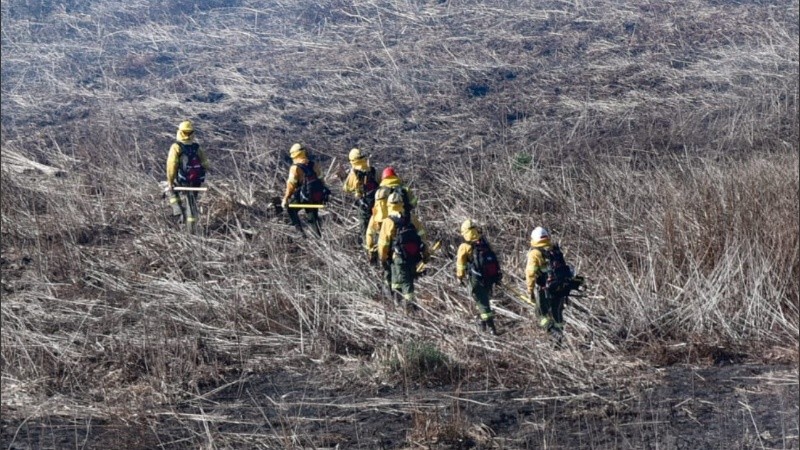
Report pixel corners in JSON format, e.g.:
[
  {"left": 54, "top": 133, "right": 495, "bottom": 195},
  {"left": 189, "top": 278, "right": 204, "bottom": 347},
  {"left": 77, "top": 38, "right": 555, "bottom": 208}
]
[
  {"left": 375, "top": 187, "right": 389, "bottom": 201},
  {"left": 348, "top": 148, "right": 365, "bottom": 161},
  {"left": 289, "top": 143, "right": 305, "bottom": 159},
  {"left": 178, "top": 120, "right": 194, "bottom": 133},
  {"left": 460, "top": 219, "right": 477, "bottom": 235},
  {"left": 388, "top": 192, "right": 404, "bottom": 204}
]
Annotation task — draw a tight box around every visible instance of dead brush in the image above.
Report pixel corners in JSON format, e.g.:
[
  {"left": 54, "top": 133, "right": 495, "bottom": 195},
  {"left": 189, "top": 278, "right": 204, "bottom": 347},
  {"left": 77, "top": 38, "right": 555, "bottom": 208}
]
[{"left": 1, "top": 0, "right": 798, "bottom": 447}]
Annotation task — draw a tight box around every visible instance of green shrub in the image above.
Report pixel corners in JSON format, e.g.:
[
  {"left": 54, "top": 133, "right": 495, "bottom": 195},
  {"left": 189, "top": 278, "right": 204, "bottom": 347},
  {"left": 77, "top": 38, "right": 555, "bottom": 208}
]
[
  {"left": 385, "top": 341, "right": 453, "bottom": 382},
  {"left": 512, "top": 152, "right": 532, "bottom": 171}
]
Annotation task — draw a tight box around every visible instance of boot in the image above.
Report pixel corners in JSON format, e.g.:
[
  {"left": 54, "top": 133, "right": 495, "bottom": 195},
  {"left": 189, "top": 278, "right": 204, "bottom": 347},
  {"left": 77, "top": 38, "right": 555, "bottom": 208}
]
[
  {"left": 170, "top": 195, "right": 183, "bottom": 216},
  {"left": 549, "top": 326, "right": 563, "bottom": 346},
  {"left": 381, "top": 284, "right": 393, "bottom": 300},
  {"left": 486, "top": 317, "right": 498, "bottom": 336}
]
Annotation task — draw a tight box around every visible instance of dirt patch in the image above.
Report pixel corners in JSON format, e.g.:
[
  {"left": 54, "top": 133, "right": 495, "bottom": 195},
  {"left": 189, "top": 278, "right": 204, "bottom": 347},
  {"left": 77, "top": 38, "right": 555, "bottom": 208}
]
[{"left": 3, "top": 363, "right": 796, "bottom": 449}]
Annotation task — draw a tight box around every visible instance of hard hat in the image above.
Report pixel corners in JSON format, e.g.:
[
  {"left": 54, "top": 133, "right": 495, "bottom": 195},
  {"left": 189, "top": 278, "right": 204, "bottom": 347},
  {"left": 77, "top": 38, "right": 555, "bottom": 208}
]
[
  {"left": 387, "top": 191, "right": 404, "bottom": 204},
  {"left": 374, "top": 188, "right": 389, "bottom": 200},
  {"left": 460, "top": 219, "right": 476, "bottom": 234},
  {"left": 178, "top": 121, "right": 194, "bottom": 132},
  {"left": 348, "top": 148, "right": 365, "bottom": 161},
  {"left": 531, "top": 226, "right": 549, "bottom": 241},
  {"left": 382, "top": 167, "right": 396, "bottom": 179},
  {"left": 289, "top": 143, "right": 305, "bottom": 158}
]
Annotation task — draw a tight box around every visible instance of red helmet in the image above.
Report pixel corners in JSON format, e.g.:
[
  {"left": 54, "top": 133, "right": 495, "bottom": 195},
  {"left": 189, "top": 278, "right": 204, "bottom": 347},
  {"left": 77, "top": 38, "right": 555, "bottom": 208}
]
[{"left": 382, "top": 167, "right": 396, "bottom": 179}]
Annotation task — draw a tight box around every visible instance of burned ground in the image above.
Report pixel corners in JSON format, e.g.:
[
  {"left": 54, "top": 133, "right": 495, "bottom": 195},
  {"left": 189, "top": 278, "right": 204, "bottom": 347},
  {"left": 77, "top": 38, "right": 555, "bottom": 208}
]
[{"left": 2, "top": 0, "right": 798, "bottom": 448}]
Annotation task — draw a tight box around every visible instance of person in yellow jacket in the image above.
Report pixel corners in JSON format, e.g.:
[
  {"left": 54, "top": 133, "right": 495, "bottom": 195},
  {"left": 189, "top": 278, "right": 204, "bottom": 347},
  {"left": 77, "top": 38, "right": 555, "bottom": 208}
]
[
  {"left": 343, "top": 148, "right": 380, "bottom": 244},
  {"left": 166, "top": 120, "right": 210, "bottom": 234},
  {"left": 526, "top": 226, "right": 570, "bottom": 338},
  {"left": 456, "top": 220, "right": 501, "bottom": 335},
  {"left": 281, "top": 143, "right": 329, "bottom": 237},
  {"left": 365, "top": 166, "right": 417, "bottom": 264},
  {"left": 377, "top": 192, "right": 430, "bottom": 309}
]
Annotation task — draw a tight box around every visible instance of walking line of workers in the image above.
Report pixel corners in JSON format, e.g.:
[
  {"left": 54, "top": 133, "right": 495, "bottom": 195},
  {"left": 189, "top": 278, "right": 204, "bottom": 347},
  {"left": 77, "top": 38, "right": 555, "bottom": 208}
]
[{"left": 165, "top": 121, "right": 584, "bottom": 340}]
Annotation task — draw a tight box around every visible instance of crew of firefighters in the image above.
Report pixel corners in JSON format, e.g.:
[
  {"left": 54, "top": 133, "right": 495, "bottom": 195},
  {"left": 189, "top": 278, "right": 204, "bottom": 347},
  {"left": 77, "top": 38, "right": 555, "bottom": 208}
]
[{"left": 166, "top": 121, "right": 582, "bottom": 341}]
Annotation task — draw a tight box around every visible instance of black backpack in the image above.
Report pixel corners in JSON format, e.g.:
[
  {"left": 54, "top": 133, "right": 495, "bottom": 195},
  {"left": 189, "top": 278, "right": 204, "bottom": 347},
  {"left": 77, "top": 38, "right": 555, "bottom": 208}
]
[
  {"left": 536, "top": 245, "right": 573, "bottom": 298},
  {"left": 354, "top": 167, "right": 379, "bottom": 211},
  {"left": 469, "top": 238, "right": 502, "bottom": 285},
  {"left": 176, "top": 142, "right": 205, "bottom": 186},
  {"left": 391, "top": 215, "right": 425, "bottom": 264},
  {"left": 295, "top": 161, "right": 331, "bottom": 204}
]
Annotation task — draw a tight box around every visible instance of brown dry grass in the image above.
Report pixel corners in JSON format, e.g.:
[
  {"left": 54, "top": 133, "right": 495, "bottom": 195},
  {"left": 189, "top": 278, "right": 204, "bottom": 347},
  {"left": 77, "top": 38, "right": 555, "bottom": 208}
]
[{"left": 2, "top": 0, "right": 798, "bottom": 448}]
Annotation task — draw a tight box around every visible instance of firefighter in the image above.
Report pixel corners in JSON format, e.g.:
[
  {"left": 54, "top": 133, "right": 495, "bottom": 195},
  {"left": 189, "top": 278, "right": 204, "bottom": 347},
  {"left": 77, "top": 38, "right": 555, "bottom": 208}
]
[
  {"left": 365, "top": 166, "right": 417, "bottom": 268},
  {"left": 456, "top": 220, "right": 501, "bottom": 335},
  {"left": 166, "top": 120, "right": 210, "bottom": 234},
  {"left": 526, "top": 226, "right": 576, "bottom": 340},
  {"left": 281, "top": 143, "right": 330, "bottom": 236},
  {"left": 377, "top": 192, "right": 430, "bottom": 310},
  {"left": 342, "top": 148, "right": 380, "bottom": 244}
]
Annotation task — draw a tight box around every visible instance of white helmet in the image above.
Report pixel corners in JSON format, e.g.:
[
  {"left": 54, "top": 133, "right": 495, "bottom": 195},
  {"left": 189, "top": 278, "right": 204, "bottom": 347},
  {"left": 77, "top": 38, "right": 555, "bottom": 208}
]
[{"left": 531, "top": 226, "right": 549, "bottom": 241}]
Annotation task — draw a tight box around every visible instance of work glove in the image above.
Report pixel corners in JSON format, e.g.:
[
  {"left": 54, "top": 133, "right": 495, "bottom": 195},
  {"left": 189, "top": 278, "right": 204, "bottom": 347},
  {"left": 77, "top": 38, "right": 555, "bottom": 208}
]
[{"left": 281, "top": 198, "right": 288, "bottom": 209}]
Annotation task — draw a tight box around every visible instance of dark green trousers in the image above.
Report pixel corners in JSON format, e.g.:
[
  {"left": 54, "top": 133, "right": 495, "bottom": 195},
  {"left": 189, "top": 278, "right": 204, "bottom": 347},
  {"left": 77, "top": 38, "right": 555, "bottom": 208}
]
[
  {"left": 391, "top": 259, "right": 417, "bottom": 303},
  {"left": 170, "top": 190, "right": 199, "bottom": 234},
  {"left": 469, "top": 277, "right": 494, "bottom": 321},
  {"left": 537, "top": 288, "right": 565, "bottom": 331},
  {"left": 287, "top": 201, "right": 321, "bottom": 236},
  {"left": 357, "top": 205, "right": 372, "bottom": 244}
]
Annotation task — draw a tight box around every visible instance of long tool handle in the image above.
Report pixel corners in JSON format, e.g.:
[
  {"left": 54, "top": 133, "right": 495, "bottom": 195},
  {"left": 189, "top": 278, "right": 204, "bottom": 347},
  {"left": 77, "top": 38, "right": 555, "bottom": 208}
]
[
  {"left": 173, "top": 187, "right": 208, "bottom": 192},
  {"left": 504, "top": 283, "right": 536, "bottom": 306},
  {"left": 288, "top": 204, "right": 325, "bottom": 209}
]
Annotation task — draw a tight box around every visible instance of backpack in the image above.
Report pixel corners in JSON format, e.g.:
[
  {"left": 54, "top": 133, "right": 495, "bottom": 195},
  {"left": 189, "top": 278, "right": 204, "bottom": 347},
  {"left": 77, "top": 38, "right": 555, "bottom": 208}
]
[
  {"left": 354, "top": 167, "right": 379, "bottom": 211},
  {"left": 469, "top": 238, "right": 502, "bottom": 285},
  {"left": 536, "top": 245, "right": 573, "bottom": 298},
  {"left": 391, "top": 215, "right": 425, "bottom": 264},
  {"left": 295, "top": 161, "right": 331, "bottom": 204},
  {"left": 176, "top": 142, "right": 205, "bottom": 186}
]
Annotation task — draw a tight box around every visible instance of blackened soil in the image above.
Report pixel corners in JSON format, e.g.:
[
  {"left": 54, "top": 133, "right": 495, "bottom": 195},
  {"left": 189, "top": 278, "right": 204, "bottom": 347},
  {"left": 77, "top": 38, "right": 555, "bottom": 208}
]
[{"left": 2, "top": 364, "right": 797, "bottom": 449}]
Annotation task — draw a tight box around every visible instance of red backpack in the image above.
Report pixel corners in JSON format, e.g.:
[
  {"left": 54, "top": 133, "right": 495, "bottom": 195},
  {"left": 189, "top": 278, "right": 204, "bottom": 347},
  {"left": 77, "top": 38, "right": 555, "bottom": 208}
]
[
  {"left": 176, "top": 142, "right": 205, "bottom": 186},
  {"left": 391, "top": 215, "right": 424, "bottom": 264},
  {"left": 469, "top": 238, "right": 502, "bottom": 285},
  {"left": 295, "top": 161, "right": 331, "bottom": 204}
]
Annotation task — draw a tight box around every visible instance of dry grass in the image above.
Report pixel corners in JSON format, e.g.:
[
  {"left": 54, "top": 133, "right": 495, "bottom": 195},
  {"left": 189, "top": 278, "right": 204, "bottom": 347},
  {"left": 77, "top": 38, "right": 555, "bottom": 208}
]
[{"left": 2, "top": 0, "right": 798, "bottom": 448}]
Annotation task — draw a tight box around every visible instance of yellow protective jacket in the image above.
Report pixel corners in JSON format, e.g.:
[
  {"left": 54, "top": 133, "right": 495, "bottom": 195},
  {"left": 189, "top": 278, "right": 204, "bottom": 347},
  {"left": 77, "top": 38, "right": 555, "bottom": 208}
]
[
  {"left": 368, "top": 176, "right": 417, "bottom": 232},
  {"left": 343, "top": 159, "right": 377, "bottom": 198},
  {"left": 525, "top": 237, "right": 553, "bottom": 295},
  {"left": 377, "top": 208, "right": 429, "bottom": 263},
  {"left": 166, "top": 130, "right": 210, "bottom": 186},
  {"left": 283, "top": 157, "right": 322, "bottom": 203},
  {"left": 456, "top": 226, "right": 482, "bottom": 280}
]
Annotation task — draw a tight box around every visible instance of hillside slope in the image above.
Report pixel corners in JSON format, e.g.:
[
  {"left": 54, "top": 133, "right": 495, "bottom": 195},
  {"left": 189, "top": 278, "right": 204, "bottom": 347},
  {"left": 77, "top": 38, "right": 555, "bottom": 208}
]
[{"left": 2, "top": 0, "right": 798, "bottom": 448}]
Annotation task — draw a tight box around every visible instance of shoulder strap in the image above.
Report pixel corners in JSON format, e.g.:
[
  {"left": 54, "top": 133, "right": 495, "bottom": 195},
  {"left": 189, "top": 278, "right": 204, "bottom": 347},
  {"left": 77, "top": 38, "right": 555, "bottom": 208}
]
[
  {"left": 294, "top": 161, "right": 315, "bottom": 177},
  {"left": 176, "top": 141, "right": 199, "bottom": 156}
]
